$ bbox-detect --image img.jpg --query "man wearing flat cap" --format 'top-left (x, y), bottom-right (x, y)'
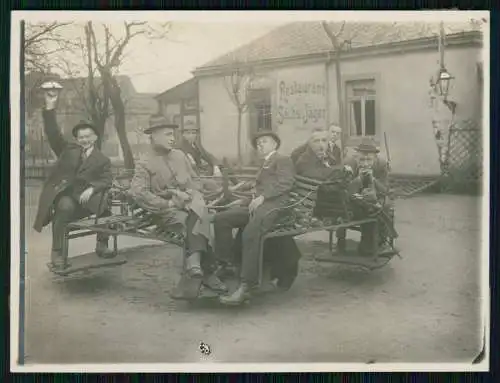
top-left (339, 137), bottom-right (396, 254)
top-left (128, 115), bottom-right (226, 293)
top-left (33, 86), bottom-right (114, 271)
top-left (213, 130), bottom-right (297, 305)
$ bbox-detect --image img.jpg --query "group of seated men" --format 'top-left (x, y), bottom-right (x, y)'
top-left (34, 87), bottom-right (394, 306)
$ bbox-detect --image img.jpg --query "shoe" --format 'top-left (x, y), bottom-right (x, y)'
top-left (203, 273), bottom-right (228, 293)
top-left (95, 239), bottom-right (115, 259)
top-left (219, 282), bottom-right (251, 306)
top-left (185, 252), bottom-right (203, 277)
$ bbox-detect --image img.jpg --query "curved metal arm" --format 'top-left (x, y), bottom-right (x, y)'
top-left (260, 190), bottom-right (315, 222)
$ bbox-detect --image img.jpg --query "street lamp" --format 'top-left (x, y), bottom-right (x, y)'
top-left (436, 66), bottom-right (454, 100)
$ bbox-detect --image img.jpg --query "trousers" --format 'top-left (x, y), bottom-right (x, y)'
top-left (51, 195), bottom-right (110, 252)
top-left (184, 210), bottom-right (208, 255)
top-left (213, 204), bottom-right (281, 286)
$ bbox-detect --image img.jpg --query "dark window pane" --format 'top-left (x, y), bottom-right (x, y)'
top-left (365, 99), bottom-right (376, 136)
top-left (349, 101), bottom-right (362, 136)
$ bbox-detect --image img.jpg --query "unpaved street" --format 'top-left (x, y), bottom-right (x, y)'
top-left (21, 181), bottom-right (484, 364)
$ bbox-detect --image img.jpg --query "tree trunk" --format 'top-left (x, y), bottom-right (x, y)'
top-left (334, 50), bottom-right (346, 163)
top-left (93, 120), bottom-right (106, 150)
top-left (103, 72), bottom-right (135, 170)
top-left (237, 109), bottom-right (243, 166)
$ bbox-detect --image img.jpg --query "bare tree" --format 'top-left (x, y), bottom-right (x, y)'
top-left (321, 21), bottom-right (355, 161)
top-left (84, 21), bottom-right (171, 170)
top-left (24, 21), bottom-right (75, 74)
top-left (223, 59), bottom-right (255, 166)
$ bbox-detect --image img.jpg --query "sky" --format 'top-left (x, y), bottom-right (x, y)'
top-left (37, 21), bottom-right (285, 95)
top-left (120, 22), bottom-right (284, 94)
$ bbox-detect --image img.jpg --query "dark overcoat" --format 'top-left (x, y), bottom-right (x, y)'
top-left (177, 137), bottom-right (220, 175)
top-left (33, 109), bottom-right (112, 233)
top-left (294, 145), bottom-right (342, 181)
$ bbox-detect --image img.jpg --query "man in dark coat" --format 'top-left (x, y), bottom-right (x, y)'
top-left (177, 120), bottom-right (222, 177)
top-left (339, 138), bottom-right (395, 253)
top-left (291, 123), bottom-right (342, 165)
top-left (33, 86), bottom-right (114, 271)
top-left (295, 127), bottom-right (343, 180)
top-left (213, 131), bottom-right (298, 305)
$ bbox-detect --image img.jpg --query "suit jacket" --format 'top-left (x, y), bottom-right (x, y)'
top-left (33, 109), bottom-right (112, 232)
top-left (294, 145), bottom-right (342, 181)
top-left (255, 152), bottom-right (295, 207)
top-left (177, 137), bottom-right (220, 175)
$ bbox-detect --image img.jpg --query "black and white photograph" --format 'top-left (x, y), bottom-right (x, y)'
top-left (10, 10), bottom-right (489, 372)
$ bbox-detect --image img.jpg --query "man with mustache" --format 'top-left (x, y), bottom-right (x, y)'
top-left (128, 115), bottom-right (227, 295)
top-left (33, 84), bottom-right (114, 271)
top-left (291, 123), bottom-right (343, 166)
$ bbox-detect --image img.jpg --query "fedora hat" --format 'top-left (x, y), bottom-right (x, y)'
top-left (181, 119), bottom-right (198, 132)
top-left (144, 114), bottom-right (178, 135)
top-left (72, 120), bottom-right (99, 137)
top-left (354, 137), bottom-right (379, 154)
top-left (251, 130), bottom-right (281, 150)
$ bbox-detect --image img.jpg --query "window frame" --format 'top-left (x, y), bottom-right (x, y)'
top-left (343, 73), bottom-right (381, 144)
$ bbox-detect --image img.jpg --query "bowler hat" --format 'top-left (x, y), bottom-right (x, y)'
top-left (72, 120), bottom-right (99, 138)
top-left (251, 130), bottom-right (281, 150)
top-left (144, 115), bottom-right (179, 134)
top-left (354, 137), bottom-right (380, 154)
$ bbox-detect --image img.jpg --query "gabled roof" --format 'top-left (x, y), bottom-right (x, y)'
top-left (195, 21), bottom-right (481, 71)
top-left (154, 77), bottom-right (197, 103)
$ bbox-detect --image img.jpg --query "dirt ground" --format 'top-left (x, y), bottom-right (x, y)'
top-left (19, 180), bottom-right (484, 365)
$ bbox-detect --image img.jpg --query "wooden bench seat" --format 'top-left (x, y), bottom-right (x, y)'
top-left (60, 168), bottom-right (399, 286)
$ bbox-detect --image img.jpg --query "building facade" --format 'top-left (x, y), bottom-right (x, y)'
top-left (192, 21), bottom-right (483, 176)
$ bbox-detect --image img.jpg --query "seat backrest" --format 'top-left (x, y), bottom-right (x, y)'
top-left (292, 170), bottom-right (352, 221)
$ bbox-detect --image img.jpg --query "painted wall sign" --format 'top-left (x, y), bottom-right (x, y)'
top-left (276, 78), bottom-right (327, 126)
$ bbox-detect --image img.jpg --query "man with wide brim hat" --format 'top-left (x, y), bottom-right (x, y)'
top-left (33, 81), bottom-right (115, 272)
top-left (128, 114), bottom-right (227, 297)
top-left (143, 114), bottom-right (179, 134)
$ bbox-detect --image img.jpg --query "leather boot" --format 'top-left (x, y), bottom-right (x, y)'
top-left (95, 238), bottom-right (115, 258)
top-left (219, 282), bottom-right (251, 306)
top-left (185, 252), bottom-right (203, 277)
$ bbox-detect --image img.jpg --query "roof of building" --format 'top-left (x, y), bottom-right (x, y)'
top-left (196, 21), bottom-right (481, 71)
top-left (155, 77), bottom-right (197, 101)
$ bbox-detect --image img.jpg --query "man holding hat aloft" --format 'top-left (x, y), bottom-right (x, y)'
top-left (128, 115), bottom-right (226, 293)
top-left (213, 130), bottom-right (296, 305)
top-left (33, 83), bottom-right (114, 271)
